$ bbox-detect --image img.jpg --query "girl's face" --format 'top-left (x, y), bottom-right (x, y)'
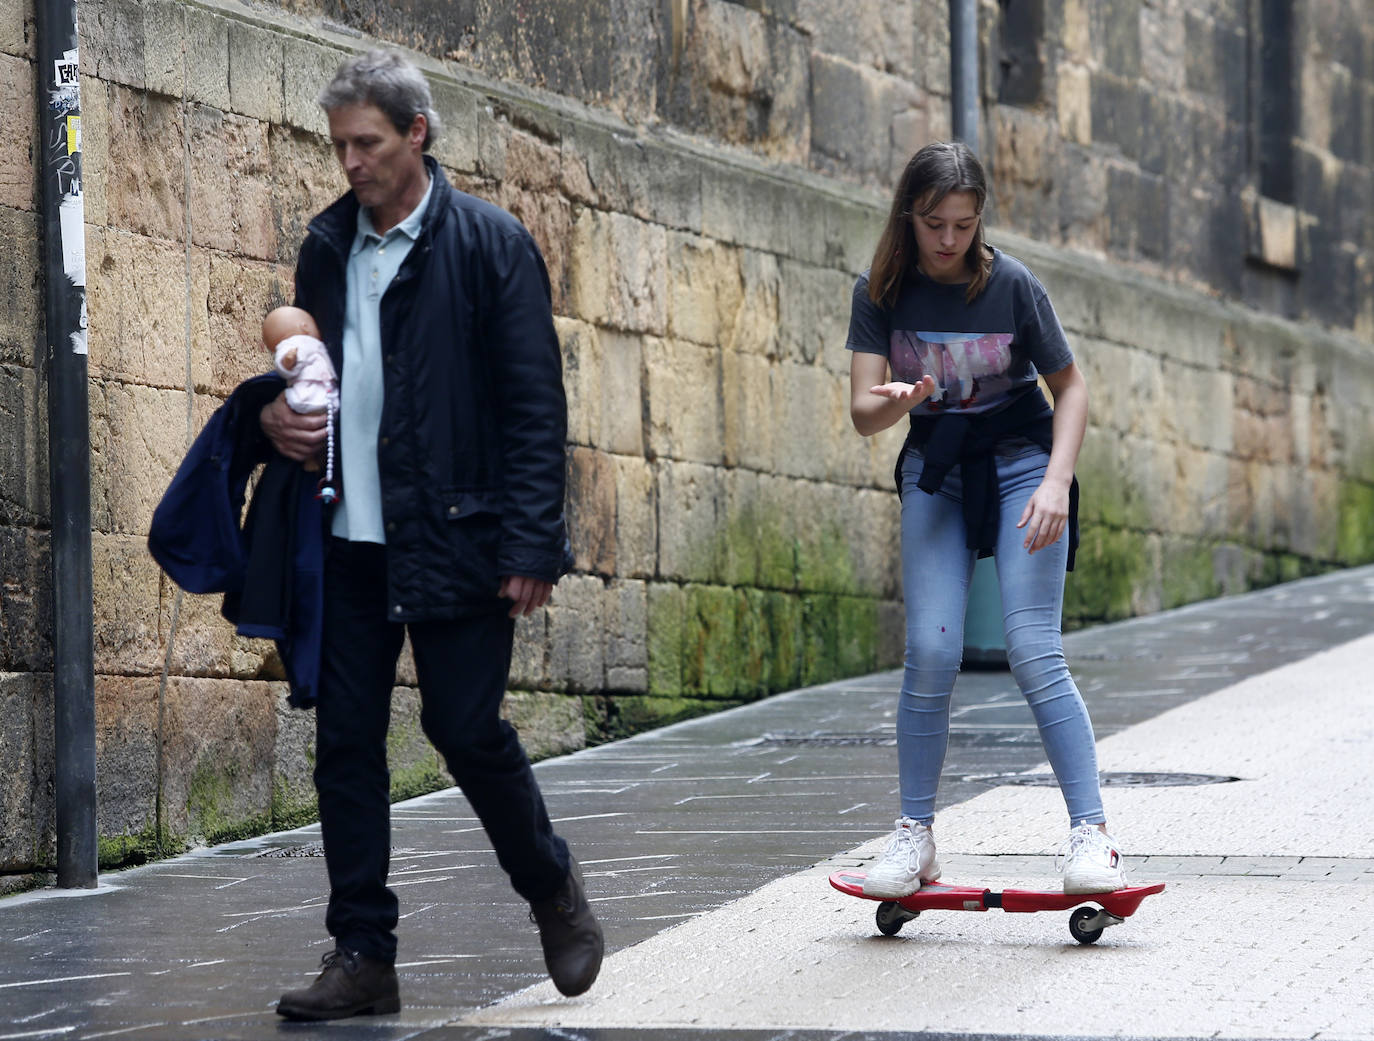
top-left (912, 189), bottom-right (981, 283)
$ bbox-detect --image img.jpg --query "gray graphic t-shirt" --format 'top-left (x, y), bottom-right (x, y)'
top-left (845, 248), bottom-right (1073, 416)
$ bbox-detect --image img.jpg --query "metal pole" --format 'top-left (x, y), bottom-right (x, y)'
top-left (949, 0), bottom-right (1006, 667)
top-left (949, 0), bottom-right (981, 154)
top-left (35, 0), bottom-right (97, 888)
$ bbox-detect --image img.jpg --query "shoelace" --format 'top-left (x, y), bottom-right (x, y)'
top-left (1054, 826), bottom-right (1106, 871)
top-left (882, 821), bottom-right (925, 859)
top-left (319, 947), bottom-right (359, 975)
top-left (529, 889), bottom-right (577, 924)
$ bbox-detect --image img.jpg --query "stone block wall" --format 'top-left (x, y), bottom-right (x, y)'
top-left (253, 0), bottom-right (1374, 341)
top-left (2, 0), bottom-right (1372, 881)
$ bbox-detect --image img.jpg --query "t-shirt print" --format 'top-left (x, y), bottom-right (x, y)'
top-left (890, 329), bottom-right (1016, 413)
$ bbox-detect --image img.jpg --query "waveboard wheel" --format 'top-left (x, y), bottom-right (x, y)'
top-left (1068, 906), bottom-right (1103, 944)
top-left (875, 901), bottom-right (914, 936)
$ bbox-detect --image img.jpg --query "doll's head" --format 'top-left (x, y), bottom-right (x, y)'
top-left (261, 306), bottom-right (321, 351)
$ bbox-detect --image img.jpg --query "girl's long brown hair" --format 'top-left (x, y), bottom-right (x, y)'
top-left (868, 141), bottom-right (994, 307)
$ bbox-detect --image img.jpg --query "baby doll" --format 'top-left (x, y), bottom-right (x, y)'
top-left (262, 305), bottom-right (339, 502)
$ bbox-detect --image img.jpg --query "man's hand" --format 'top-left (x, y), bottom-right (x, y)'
top-left (260, 391), bottom-right (327, 464)
top-left (499, 575), bottom-right (554, 618)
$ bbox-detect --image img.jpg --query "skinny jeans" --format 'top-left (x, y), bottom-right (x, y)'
top-left (897, 441), bottom-right (1105, 827)
top-left (314, 538), bottom-right (570, 964)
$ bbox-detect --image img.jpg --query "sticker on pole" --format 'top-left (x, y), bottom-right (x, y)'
top-left (51, 48), bottom-right (79, 119)
top-left (55, 55), bottom-right (79, 88)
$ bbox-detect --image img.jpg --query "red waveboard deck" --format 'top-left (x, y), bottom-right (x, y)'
top-left (830, 870), bottom-right (1165, 943)
top-left (830, 870), bottom-right (1165, 917)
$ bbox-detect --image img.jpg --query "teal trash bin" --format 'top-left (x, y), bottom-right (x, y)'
top-left (963, 555), bottom-right (1008, 669)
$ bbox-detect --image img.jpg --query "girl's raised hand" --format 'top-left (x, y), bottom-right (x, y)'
top-left (870, 374), bottom-right (938, 403)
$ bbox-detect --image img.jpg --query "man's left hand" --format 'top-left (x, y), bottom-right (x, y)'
top-left (498, 575), bottom-right (554, 618)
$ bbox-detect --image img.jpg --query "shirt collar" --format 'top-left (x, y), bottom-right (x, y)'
top-left (351, 173), bottom-right (434, 255)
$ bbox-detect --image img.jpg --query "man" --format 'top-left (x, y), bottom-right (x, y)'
top-left (261, 49), bottom-right (603, 1021)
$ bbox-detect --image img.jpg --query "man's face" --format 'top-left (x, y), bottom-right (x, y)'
top-left (326, 102), bottom-right (426, 212)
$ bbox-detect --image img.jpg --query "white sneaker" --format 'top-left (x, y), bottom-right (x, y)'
top-left (862, 818), bottom-right (941, 897)
top-left (1058, 823), bottom-right (1126, 894)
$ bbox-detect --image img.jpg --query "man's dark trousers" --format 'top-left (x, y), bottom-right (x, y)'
top-left (314, 537), bottom-right (571, 963)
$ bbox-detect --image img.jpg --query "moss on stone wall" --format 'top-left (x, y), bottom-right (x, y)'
top-left (591, 694), bottom-right (746, 743)
top-left (647, 583), bottom-right (686, 697)
top-left (270, 781), bottom-right (319, 833)
top-left (1159, 542), bottom-right (1224, 610)
top-left (97, 823), bottom-right (165, 869)
top-left (185, 758), bottom-right (272, 847)
top-left (683, 584), bottom-right (741, 697)
top-left (1064, 527), bottom-right (1151, 623)
top-left (763, 592), bottom-right (804, 692)
top-left (1337, 480), bottom-right (1374, 563)
top-left (388, 757), bottom-right (451, 803)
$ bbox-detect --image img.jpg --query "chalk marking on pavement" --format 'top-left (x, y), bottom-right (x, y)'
top-left (554, 773), bottom-right (779, 784)
top-left (390, 851), bottom-right (481, 863)
top-left (0, 973), bottom-right (133, 990)
top-left (387, 876), bottom-right (455, 888)
top-left (396, 956), bottom-right (482, 966)
top-left (550, 813), bottom-right (629, 823)
top-left (157, 873), bottom-right (254, 889)
top-left (220, 904), bottom-right (323, 918)
top-left (80, 1025), bottom-right (171, 1039)
top-left (584, 866), bottom-right (675, 878)
top-left (182, 1012), bottom-right (274, 1027)
top-left (0, 1028), bottom-right (78, 1039)
top-left (543, 786), bottom-right (639, 795)
top-left (390, 815), bottom-right (481, 821)
top-left (673, 792), bottom-right (829, 805)
top-left (580, 854), bottom-right (676, 866)
top-left (393, 862), bottom-right (477, 875)
top-left (636, 829), bottom-right (876, 835)
top-left (635, 913), bottom-right (702, 921)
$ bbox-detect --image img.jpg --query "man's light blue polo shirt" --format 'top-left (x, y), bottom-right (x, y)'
top-left (331, 175), bottom-right (433, 543)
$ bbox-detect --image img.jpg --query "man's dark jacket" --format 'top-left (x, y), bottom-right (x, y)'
top-left (295, 156), bottom-right (573, 619)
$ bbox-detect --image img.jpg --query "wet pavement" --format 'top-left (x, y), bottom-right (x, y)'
top-left (3, 566), bottom-right (1374, 1040)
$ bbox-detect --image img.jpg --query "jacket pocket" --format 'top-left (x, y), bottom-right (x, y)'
top-left (440, 488), bottom-right (502, 521)
top-left (431, 487), bottom-right (503, 605)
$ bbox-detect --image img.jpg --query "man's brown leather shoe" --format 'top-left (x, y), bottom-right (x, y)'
top-left (276, 946), bottom-right (401, 1020)
top-left (529, 857), bottom-right (604, 996)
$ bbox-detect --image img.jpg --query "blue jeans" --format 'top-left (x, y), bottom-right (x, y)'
top-left (897, 441), bottom-right (1105, 827)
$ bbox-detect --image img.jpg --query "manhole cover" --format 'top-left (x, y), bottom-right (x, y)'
top-left (977, 771), bottom-right (1240, 788)
top-left (256, 842), bottom-right (326, 858)
top-left (757, 731), bottom-right (895, 746)
top-left (758, 728), bottom-right (1042, 748)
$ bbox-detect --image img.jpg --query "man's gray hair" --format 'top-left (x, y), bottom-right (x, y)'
top-left (318, 49), bottom-right (443, 150)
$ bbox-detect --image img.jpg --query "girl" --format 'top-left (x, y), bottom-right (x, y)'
top-left (846, 141), bottom-right (1124, 898)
